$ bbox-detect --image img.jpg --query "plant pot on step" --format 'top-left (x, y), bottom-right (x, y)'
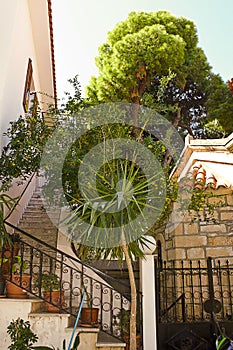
top-left (3, 234), bottom-right (20, 259)
top-left (6, 274), bottom-right (31, 298)
top-left (80, 307), bottom-right (99, 327)
top-left (34, 273), bottom-right (65, 313)
top-left (43, 290), bottom-right (65, 312)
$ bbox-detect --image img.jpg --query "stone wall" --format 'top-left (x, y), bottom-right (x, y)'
top-left (163, 188), bottom-right (233, 263)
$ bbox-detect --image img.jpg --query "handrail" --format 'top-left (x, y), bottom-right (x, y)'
top-left (4, 220), bottom-right (139, 297)
top-left (2, 220), bottom-right (142, 340)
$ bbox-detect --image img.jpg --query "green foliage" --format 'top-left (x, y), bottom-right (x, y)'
top-left (113, 308), bottom-right (140, 335)
top-left (86, 10), bottom-right (231, 138)
top-left (113, 308), bottom-right (131, 335)
top-left (203, 119), bottom-right (226, 139)
top-left (188, 187), bottom-right (224, 223)
top-left (7, 318), bottom-right (38, 350)
top-left (10, 255), bottom-right (28, 274)
top-left (0, 182), bottom-right (17, 248)
top-left (0, 113), bottom-right (52, 185)
top-left (7, 318), bottom-right (57, 350)
top-left (34, 273), bottom-right (61, 292)
top-left (87, 11), bottom-right (197, 102)
top-left (205, 73), bottom-right (233, 136)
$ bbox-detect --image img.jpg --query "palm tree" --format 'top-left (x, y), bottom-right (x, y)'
top-left (63, 148), bottom-right (164, 350)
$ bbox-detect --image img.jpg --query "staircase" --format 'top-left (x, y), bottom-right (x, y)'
top-left (17, 188), bottom-right (59, 257)
top-left (0, 298), bottom-right (101, 349)
top-left (2, 184), bottom-right (138, 349)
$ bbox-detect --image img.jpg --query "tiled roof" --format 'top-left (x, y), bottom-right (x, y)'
top-left (47, 0), bottom-right (57, 109)
top-left (190, 161), bottom-right (233, 190)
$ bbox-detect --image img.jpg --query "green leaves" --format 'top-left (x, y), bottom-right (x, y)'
top-left (0, 182), bottom-right (17, 248)
top-left (7, 318), bottom-right (38, 350)
top-left (0, 114), bottom-right (52, 185)
top-left (86, 11), bottom-right (201, 103)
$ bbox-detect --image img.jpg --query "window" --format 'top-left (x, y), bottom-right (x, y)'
top-left (23, 58), bottom-right (38, 114)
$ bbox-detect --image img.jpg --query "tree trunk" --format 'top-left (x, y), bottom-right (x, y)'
top-left (121, 228), bottom-right (137, 350)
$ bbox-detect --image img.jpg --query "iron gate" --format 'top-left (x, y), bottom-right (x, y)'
top-left (156, 258), bottom-right (233, 349)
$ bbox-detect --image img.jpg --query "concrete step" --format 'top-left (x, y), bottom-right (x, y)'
top-left (29, 313), bottom-right (99, 350)
top-left (96, 331), bottom-right (125, 349)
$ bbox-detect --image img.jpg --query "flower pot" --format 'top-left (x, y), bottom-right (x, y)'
top-left (43, 290), bottom-right (65, 312)
top-left (3, 241), bottom-right (20, 259)
top-left (6, 275), bottom-right (31, 298)
top-left (80, 307), bottom-right (99, 327)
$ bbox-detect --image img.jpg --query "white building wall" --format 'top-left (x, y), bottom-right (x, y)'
top-left (0, 0), bottom-right (54, 149)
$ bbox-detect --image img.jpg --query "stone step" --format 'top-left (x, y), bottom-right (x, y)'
top-left (18, 221), bottom-right (56, 229)
top-left (18, 227), bottom-right (57, 235)
top-left (96, 331), bottom-right (125, 349)
top-left (27, 198), bottom-right (44, 203)
top-left (21, 212), bottom-right (60, 220)
top-left (22, 206), bottom-right (47, 212)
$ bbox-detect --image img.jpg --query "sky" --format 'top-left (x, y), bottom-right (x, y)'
top-left (52, 0), bottom-right (233, 100)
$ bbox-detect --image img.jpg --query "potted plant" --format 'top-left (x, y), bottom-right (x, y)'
top-left (0, 182), bottom-right (17, 250)
top-left (35, 273), bottom-right (64, 312)
top-left (113, 308), bottom-right (141, 350)
top-left (5, 255), bottom-right (31, 298)
top-left (0, 182), bottom-right (19, 296)
top-left (7, 318), bottom-right (55, 350)
top-left (2, 232), bottom-right (21, 258)
top-left (79, 287), bottom-right (99, 327)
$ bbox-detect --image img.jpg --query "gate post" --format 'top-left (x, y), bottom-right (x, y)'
top-left (140, 237), bottom-right (157, 350)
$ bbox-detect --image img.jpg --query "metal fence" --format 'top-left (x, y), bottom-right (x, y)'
top-left (156, 257), bottom-right (233, 323)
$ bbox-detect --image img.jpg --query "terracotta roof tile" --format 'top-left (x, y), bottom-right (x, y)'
top-left (191, 161), bottom-right (232, 190)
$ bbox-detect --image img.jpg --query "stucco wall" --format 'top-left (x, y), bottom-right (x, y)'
top-left (0, 0), bottom-right (54, 150)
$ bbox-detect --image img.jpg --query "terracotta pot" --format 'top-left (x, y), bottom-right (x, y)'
top-left (6, 275), bottom-right (31, 298)
top-left (3, 242), bottom-right (20, 258)
top-left (43, 290), bottom-right (65, 312)
top-left (1, 242), bottom-right (21, 275)
top-left (80, 307), bottom-right (99, 326)
top-left (124, 334), bottom-right (141, 350)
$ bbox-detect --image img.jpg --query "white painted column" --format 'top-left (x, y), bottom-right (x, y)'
top-left (140, 238), bottom-right (157, 350)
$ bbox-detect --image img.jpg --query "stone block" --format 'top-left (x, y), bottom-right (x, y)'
top-left (174, 235), bottom-right (207, 248)
top-left (167, 248), bottom-right (186, 261)
top-left (206, 246), bottom-right (233, 258)
top-left (166, 240), bottom-right (173, 249)
top-left (226, 193), bottom-right (233, 206)
top-left (208, 235), bottom-right (233, 246)
top-left (184, 222), bottom-right (199, 235)
top-left (200, 223), bottom-right (227, 233)
top-left (165, 223), bottom-right (184, 238)
top-left (220, 210), bottom-right (233, 221)
top-left (187, 247), bottom-right (205, 260)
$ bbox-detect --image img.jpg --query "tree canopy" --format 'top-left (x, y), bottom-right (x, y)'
top-left (86, 11), bottom-right (233, 138)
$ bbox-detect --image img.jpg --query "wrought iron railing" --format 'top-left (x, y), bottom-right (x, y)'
top-left (156, 258), bottom-right (233, 323)
top-left (1, 221), bottom-right (142, 340)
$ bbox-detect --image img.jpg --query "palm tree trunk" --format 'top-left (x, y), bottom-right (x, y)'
top-left (121, 227), bottom-right (137, 350)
